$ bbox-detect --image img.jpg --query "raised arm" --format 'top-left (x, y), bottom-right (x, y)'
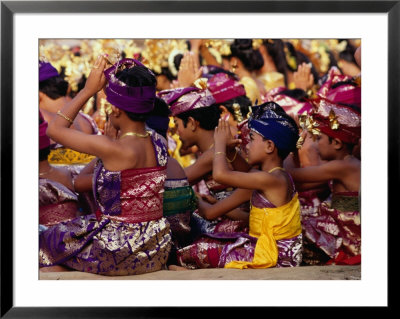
top-left (212, 118), bottom-right (275, 191)
top-left (47, 55), bottom-right (116, 158)
top-left (287, 159), bottom-right (351, 184)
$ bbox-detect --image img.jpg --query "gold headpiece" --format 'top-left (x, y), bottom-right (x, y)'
top-left (328, 109), bottom-right (340, 130)
top-left (310, 40), bottom-right (331, 74)
top-left (246, 106), bottom-right (252, 119)
top-left (39, 39), bottom-right (141, 95)
top-left (232, 103), bottom-right (243, 123)
top-left (335, 40), bottom-right (348, 53)
top-left (252, 39), bottom-right (263, 50)
top-left (298, 111), bottom-right (320, 141)
top-left (203, 39), bottom-right (232, 57)
top-left (141, 39), bottom-right (188, 75)
top-left (193, 77), bottom-right (208, 90)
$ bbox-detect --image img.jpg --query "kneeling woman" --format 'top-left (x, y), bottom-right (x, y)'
top-left (39, 56), bottom-right (172, 276)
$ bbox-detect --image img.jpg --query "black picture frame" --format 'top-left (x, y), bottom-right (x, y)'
top-left (1, 0), bottom-right (395, 317)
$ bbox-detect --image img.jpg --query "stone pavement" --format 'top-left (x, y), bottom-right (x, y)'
top-left (40, 264), bottom-right (361, 280)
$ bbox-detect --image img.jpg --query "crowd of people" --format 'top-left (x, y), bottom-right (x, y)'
top-left (38, 38), bottom-right (361, 276)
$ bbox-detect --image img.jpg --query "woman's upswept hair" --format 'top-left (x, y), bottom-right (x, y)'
top-left (115, 65), bottom-right (157, 122)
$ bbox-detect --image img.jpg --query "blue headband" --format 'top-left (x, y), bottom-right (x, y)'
top-left (248, 102), bottom-right (298, 153)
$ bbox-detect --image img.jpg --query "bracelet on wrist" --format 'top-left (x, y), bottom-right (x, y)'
top-left (215, 151), bottom-right (226, 157)
top-left (56, 110), bottom-right (74, 124)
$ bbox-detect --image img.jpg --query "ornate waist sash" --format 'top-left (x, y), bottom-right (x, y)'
top-left (97, 166), bottom-right (167, 224)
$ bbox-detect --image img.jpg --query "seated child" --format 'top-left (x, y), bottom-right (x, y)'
top-left (176, 102), bottom-right (302, 269)
top-left (286, 98), bottom-right (361, 265)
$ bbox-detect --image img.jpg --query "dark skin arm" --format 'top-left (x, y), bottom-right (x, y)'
top-left (284, 132), bottom-right (328, 191)
top-left (197, 187), bottom-right (252, 220)
top-left (73, 158), bottom-right (97, 193)
top-left (184, 150), bottom-right (213, 185)
top-left (184, 146), bottom-right (249, 185)
top-left (286, 159), bottom-right (360, 192)
top-left (46, 56), bottom-right (132, 171)
top-left (213, 119), bottom-right (279, 191)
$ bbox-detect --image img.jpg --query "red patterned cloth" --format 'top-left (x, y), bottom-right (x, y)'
top-left (112, 167), bottom-right (166, 223)
top-left (39, 178), bottom-right (80, 226)
top-left (302, 192), bottom-right (361, 265)
top-left (40, 202), bottom-right (78, 227)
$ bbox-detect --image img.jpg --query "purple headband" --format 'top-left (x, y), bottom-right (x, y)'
top-left (104, 58), bottom-right (156, 114)
top-left (39, 60), bottom-right (59, 82)
top-left (158, 87), bottom-right (216, 116)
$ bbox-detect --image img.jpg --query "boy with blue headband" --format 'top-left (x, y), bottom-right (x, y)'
top-left (212, 101), bottom-right (303, 268)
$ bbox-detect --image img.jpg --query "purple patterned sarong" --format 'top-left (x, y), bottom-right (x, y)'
top-left (39, 130), bottom-right (172, 276)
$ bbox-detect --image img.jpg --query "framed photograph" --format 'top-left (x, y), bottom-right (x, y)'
top-left (1, 0), bottom-right (395, 316)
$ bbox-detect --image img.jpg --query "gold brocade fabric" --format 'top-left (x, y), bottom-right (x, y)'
top-left (240, 76), bottom-right (261, 105)
top-left (48, 147), bottom-right (96, 165)
top-left (257, 72), bottom-right (285, 92)
top-left (39, 214), bottom-right (172, 276)
top-left (225, 193), bottom-right (302, 269)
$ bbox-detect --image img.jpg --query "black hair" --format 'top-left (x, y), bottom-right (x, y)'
top-left (278, 88), bottom-right (308, 101)
top-left (39, 76), bottom-right (69, 99)
top-left (327, 50), bottom-right (339, 71)
top-left (115, 65), bottom-right (157, 122)
top-left (68, 74), bottom-right (87, 98)
top-left (173, 53), bottom-right (184, 73)
top-left (39, 147), bottom-right (51, 162)
top-left (221, 95), bottom-right (252, 122)
top-left (225, 39), bottom-right (264, 72)
top-left (263, 39), bottom-right (319, 86)
top-left (149, 97), bottom-right (171, 118)
top-left (262, 39), bottom-right (291, 86)
top-left (158, 67), bottom-right (176, 82)
top-left (283, 41), bottom-right (298, 72)
top-left (203, 66), bottom-right (238, 80)
top-left (331, 79), bottom-right (358, 90)
top-left (177, 104), bottom-right (221, 131)
top-left (146, 97), bottom-right (171, 138)
top-left (337, 39), bottom-right (358, 65)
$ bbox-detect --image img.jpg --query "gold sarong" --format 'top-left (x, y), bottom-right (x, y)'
top-left (225, 193), bottom-right (302, 269)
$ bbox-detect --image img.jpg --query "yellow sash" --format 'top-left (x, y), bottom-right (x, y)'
top-left (225, 193), bottom-right (302, 269)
